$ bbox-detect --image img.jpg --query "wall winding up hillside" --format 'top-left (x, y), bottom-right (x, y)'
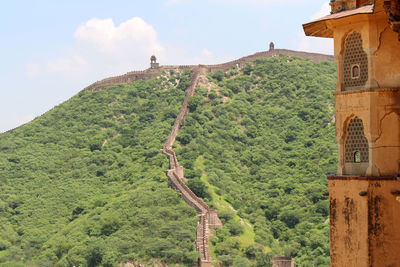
top-left (161, 67), bottom-right (222, 266)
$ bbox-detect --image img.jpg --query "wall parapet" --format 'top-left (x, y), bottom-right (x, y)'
top-left (4, 49), bottom-right (334, 135)
top-left (161, 66), bottom-right (222, 265)
top-left (81, 49), bottom-right (334, 92)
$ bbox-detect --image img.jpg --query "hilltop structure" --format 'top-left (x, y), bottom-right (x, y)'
top-left (150, 55), bottom-right (159, 69)
top-left (72, 48), bottom-right (334, 266)
top-left (82, 49), bottom-right (334, 91)
top-left (304, 0), bottom-right (400, 266)
top-left (269, 41), bottom-right (275, 51)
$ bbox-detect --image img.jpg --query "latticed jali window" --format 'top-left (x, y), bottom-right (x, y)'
top-left (345, 117), bottom-right (369, 163)
top-left (343, 32), bottom-right (368, 90)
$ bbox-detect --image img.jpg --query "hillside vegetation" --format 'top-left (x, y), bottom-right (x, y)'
top-left (175, 56), bottom-right (337, 266)
top-left (0, 70), bottom-right (200, 266)
top-left (0, 55), bottom-right (337, 267)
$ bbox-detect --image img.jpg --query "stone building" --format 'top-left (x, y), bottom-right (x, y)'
top-left (303, 0), bottom-right (400, 266)
top-left (150, 55), bottom-right (159, 69)
top-left (269, 41), bottom-right (275, 51)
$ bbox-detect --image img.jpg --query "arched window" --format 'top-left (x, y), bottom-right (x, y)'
top-left (345, 117), bottom-right (369, 163)
top-left (343, 32), bottom-right (368, 90)
top-left (354, 151), bottom-right (361, 163)
top-left (351, 64), bottom-right (360, 79)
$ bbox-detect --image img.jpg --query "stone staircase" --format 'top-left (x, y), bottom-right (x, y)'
top-left (161, 67), bottom-right (222, 266)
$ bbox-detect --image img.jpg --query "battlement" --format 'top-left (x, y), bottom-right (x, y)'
top-left (206, 49), bottom-right (334, 72)
top-left (82, 49), bottom-right (334, 92)
top-left (161, 66), bottom-right (222, 265)
top-left (4, 49), bottom-right (334, 135)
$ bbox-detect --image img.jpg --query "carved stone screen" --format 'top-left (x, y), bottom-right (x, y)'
top-left (343, 32), bottom-right (368, 90)
top-left (345, 117), bottom-right (369, 163)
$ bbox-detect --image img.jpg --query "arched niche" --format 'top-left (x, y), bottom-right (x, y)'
top-left (343, 117), bottom-right (370, 175)
top-left (343, 31), bottom-right (369, 91)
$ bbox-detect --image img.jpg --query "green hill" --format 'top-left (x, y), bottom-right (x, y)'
top-left (0, 70), bottom-right (199, 266)
top-left (0, 55), bottom-right (337, 267)
top-left (175, 56), bottom-right (337, 266)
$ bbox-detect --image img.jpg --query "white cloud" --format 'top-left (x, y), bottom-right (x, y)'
top-left (310, 2), bottom-right (331, 20)
top-left (26, 17), bottom-right (165, 79)
top-left (75, 17), bottom-right (163, 55)
top-left (25, 16), bottom-right (238, 81)
top-left (297, 2), bottom-right (333, 55)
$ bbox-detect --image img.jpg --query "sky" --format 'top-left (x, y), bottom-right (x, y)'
top-left (0, 0), bottom-right (333, 133)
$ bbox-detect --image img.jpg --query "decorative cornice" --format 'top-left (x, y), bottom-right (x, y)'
top-left (333, 87), bottom-right (400, 96)
top-left (328, 175), bottom-right (400, 180)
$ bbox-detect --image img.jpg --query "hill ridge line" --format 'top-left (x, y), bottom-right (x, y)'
top-left (3, 49), bottom-right (333, 134)
top-left (161, 66), bottom-right (222, 266)
top-left (83, 49), bottom-right (334, 91)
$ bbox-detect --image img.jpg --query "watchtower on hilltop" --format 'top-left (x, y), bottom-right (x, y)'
top-left (269, 41), bottom-right (275, 51)
top-left (150, 55), bottom-right (159, 69)
top-left (304, 0), bottom-right (400, 266)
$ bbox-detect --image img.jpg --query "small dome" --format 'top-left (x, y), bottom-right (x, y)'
top-left (150, 55), bottom-right (156, 61)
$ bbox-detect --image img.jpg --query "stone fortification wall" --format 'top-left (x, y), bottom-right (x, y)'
top-left (206, 49), bottom-right (334, 72)
top-left (83, 65), bottom-right (197, 91)
top-left (3, 49), bottom-right (334, 265)
top-left (7, 49), bottom-right (333, 134)
top-left (161, 66), bottom-right (222, 266)
top-left (275, 49), bottom-right (334, 62)
top-left (164, 67), bottom-right (203, 149)
top-left (81, 49), bottom-right (334, 92)
top-left (270, 257), bottom-right (295, 267)
top-left (83, 70), bottom-right (160, 91)
top-left (165, 169), bottom-right (208, 212)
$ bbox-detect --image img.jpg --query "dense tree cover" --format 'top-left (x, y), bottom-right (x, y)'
top-left (0, 71), bottom-right (200, 266)
top-left (0, 56), bottom-right (337, 267)
top-left (175, 56), bottom-right (337, 266)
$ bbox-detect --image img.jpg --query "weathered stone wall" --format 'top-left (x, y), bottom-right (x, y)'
top-left (163, 67), bottom-right (203, 149)
top-left (334, 88), bottom-right (400, 177)
top-left (161, 67), bottom-right (222, 266)
top-left (5, 49), bottom-right (333, 135)
top-left (82, 49), bottom-right (334, 92)
top-left (83, 65), bottom-right (197, 91)
top-left (305, 7), bottom-right (400, 266)
top-left (328, 176), bottom-right (400, 267)
top-left (3, 48), bottom-right (335, 265)
top-left (270, 257), bottom-right (295, 267)
top-left (206, 49), bottom-right (334, 72)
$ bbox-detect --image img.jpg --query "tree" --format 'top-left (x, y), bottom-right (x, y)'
top-left (211, 70), bottom-right (225, 82)
top-left (187, 179), bottom-right (208, 199)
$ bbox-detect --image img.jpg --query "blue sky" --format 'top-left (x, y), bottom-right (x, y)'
top-left (0, 0), bottom-right (333, 132)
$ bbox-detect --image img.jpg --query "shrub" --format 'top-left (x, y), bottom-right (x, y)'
top-left (187, 179), bottom-right (209, 199)
top-left (211, 70), bottom-right (225, 82)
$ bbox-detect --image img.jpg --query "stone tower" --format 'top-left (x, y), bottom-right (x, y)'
top-left (303, 1), bottom-right (400, 266)
top-left (150, 55), bottom-right (159, 69)
top-left (269, 41), bottom-right (275, 51)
